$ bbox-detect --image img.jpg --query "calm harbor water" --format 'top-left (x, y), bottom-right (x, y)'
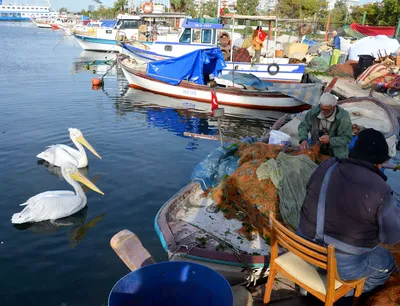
top-left (1, 22), bottom-right (399, 306)
top-left (0, 23), bottom-right (281, 306)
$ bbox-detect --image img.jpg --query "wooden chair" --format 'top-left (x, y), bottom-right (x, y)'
top-left (264, 215), bottom-right (366, 306)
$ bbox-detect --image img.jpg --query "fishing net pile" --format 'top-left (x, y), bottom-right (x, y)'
top-left (201, 142), bottom-right (329, 240)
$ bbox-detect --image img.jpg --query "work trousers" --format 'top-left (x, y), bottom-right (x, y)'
top-left (336, 245), bottom-right (395, 293)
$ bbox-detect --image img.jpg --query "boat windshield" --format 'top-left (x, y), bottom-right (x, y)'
top-left (179, 28), bottom-right (191, 43)
top-left (115, 19), bottom-right (139, 29)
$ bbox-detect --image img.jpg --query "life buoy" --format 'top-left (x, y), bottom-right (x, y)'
top-left (300, 24), bottom-right (309, 35)
top-left (141, 2), bottom-right (153, 14)
top-left (175, 19), bottom-right (180, 29)
top-left (267, 63), bottom-right (279, 76)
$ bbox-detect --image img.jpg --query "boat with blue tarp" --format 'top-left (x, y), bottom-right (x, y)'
top-left (121, 14), bottom-right (307, 82)
top-left (117, 47), bottom-right (323, 111)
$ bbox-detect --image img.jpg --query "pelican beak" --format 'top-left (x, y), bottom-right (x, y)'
top-left (76, 135), bottom-right (102, 159)
top-left (70, 171), bottom-right (105, 195)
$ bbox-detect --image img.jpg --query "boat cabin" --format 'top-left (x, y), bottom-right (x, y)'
top-left (95, 14), bottom-right (141, 41)
top-left (178, 18), bottom-right (224, 45)
top-left (150, 18), bottom-right (227, 57)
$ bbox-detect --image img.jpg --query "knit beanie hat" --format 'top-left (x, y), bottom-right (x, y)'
top-left (319, 93), bottom-right (338, 106)
top-left (349, 128), bottom-right (390, 164)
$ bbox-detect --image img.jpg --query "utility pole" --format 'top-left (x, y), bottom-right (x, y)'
top-left (362, 11), bottom-right (366, 25)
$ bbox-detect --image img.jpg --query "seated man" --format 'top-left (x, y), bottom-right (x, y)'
top-left (298, 129), bottom-right (399, 292)
top-left (298, 92), bottom-right (352, 158)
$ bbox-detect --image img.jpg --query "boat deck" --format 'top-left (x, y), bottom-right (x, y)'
top-left (170, 184), bottom-right (270, 256)
top-left (311, 75), bottom-right (400, 118)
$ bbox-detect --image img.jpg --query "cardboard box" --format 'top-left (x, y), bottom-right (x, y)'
top-left (283, 43), bottom-right (309, 58)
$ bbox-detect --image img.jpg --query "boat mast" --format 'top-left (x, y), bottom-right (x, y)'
top-left (217, 0), bottom-right (221, 18)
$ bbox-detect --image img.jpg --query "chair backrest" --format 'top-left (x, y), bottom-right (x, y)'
top-left (270, 215), bottom-right (334, 270)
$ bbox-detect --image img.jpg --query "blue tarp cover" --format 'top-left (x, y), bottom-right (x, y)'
top-left (146, 48), bottom-right (226, 86)
top-left (100, 19), bottom-right (116, 28)
top-left (218, 72), bottom-right (272, 90)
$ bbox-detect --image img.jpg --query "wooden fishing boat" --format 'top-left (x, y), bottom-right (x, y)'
top-left (117, 50), bottom-right (322, 112)
top-left (155, 181), bottom-right (271, 285)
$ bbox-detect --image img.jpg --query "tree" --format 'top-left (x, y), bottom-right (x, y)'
top-left (170, 0), bottom-right (197, 17)
top-left (235, 0), bottom-right (259, 16)
top-left (202, 0), bottom-right (218, 17)
top-left (330, 0), bottom-right (347, 26)
top-left (113, 0), bottom-right (128, 13)
top-left (59, 7), bottom-right (68, 13)
top-left (274, 0), bottom-right (327, 19)
top-left (379, 0), bottom-right (400, 25)
top-left (349, 5), bottom-right (365, 24)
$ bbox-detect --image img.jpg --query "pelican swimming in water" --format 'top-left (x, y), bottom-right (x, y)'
top-left (11, 163), bottom-right (104, 224)
top-left (37, 128), bottom-right (101, 168)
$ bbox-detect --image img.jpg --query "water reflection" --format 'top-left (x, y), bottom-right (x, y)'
top-left (72, 51), bottom-right (118, 75)
top-left (117, 88), bottom-right (284, 140)
top-left (37, 160), bottom-right (103, 193)
top-left (14, 207), bottom-right (105, 248)
top-left (71, 53), bottom-right (283, 141)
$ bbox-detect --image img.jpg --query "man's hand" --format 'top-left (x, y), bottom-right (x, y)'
top-left (319, 135), bottom-right (330, 144)
top-left (300, 140), bottom-right (308, 150)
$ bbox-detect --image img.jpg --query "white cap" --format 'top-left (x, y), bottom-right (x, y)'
top-left (319, 93), bottom-right (338, 106)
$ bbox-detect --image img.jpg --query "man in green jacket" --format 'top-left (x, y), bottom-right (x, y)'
top-left (298, 93), bottom-right (352, 158)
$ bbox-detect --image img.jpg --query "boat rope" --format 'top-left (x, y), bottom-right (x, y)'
top-left (53, 35), bottom-right (68, 50)
top-left (100, 59), bottom-right (117, 81)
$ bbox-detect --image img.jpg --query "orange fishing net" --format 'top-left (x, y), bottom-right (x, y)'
top-left (210, 142), bottom-right (329, 240)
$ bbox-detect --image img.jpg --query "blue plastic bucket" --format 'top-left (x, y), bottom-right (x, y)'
top-left (108, 262), bottom-right (233, 306)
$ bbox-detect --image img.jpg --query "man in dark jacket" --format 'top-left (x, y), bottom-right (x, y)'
top-left (298, 93), bottom-right (352, 158)
top-left (298, 129), bottom-right (399, 292)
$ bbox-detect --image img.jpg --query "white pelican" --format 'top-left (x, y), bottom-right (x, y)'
top-left (37, 128), bottom-right (101, 168)
top-left (11, 163), bottom-right (104, 224)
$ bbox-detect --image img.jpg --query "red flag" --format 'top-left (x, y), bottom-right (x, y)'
top-left (257, 29), bottom-right (267, 41)
top-left (211, 90), bottom-right (219, 116)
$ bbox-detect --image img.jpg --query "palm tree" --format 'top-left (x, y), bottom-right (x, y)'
top-left (113, 0), bottom-right (128, 12)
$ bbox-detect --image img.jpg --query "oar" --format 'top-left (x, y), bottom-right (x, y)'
top-left (323, 76), bottom-right (338, 93)
top-left (110, 230), bottom-right (156, 272)
top-left (183, 132), bottom-right (239, 143)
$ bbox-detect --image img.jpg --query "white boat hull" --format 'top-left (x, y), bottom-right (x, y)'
top-left (35, 23), bottom-right (52, 28)
top-left (74, 35), bottom-right (121, 52)
top-left (119, 58), bottom-right (308, 111)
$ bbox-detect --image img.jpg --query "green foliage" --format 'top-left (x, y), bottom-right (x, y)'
top-left (350, 0), bottom-right (400, 26)
top-left (330, 0), bottom-right (347, 26)
top-left (59, 7), bottom-right (68, 13)
top-left (202, 0), bottom-right (217, 17)
top-left (235, 0), bottom-right (259, 16)
top-left (170, 0), bottom-right (197, 17)
top-left (379, 0), bottom-right (400, 25)
top-left (113, 0), bottom-right (128, 12)
top-left (274, 0), bottom-right (328, 19)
